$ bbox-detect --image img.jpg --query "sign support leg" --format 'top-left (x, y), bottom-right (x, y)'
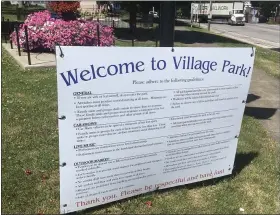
top-left (159, 1), bottom-right (176, 47)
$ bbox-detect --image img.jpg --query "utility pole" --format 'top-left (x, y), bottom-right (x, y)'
top-left (207, 0), bottom-right (212, 31)
top-left (159, 1), bottom-right (176, 47)
top-left (275, 6), bottom-right (278, 22)
top-left (199, 1), bottom-right (201, 27)
top-left (196, 1), bottom-right (198, 23)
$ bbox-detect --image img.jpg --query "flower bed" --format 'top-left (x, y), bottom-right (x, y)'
top-left (10, 10), bottom-right (114, 52)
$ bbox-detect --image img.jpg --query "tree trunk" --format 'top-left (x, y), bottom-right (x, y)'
top-left (129, 3), bottom-right (137, 33)
top-left (17, 1), bottom-right (23, 21)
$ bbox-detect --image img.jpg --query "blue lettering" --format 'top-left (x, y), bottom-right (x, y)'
top-left (60, 60), bottom-right (146, 87)
top-left (173, 56), bottom-right (182, 69)
top-left (222, 60), bottom-right (231, 72)
top-left (96, 66), bottom-right (106, 78)
top-left (136, 61), bottom-right (144, 72)
top-left (119, 62), bottom-right (135, 74)
top-left (60, 69), bottom-right (78, 86)
top-left (90, 65), bottom-right (97, 79)
top-left (80, 70), bottom-right (91, 81)
top-left (108, 65), bottom-right (118, 76)
top-left (151, 57), bottom-right (156, 70)
top-left (210, 61), bottom-right (217, 71)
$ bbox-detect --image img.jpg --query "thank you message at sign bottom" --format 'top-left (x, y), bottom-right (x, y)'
top-left (56, 47), bottom-right (255, 214)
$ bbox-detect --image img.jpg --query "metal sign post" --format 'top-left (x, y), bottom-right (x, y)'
top-left (159, 1), bottom-right (176, 47)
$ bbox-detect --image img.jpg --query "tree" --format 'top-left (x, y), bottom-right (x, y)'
top-left (176, 1), bottom-right (192, 18)
top-left (118, 1), bottom-right (160, 32)
top-left (22, 1), bottom-right (31, 6)
top-left (96, 1), bottom-right (111, 12)
top-left (251, 1), bottom-right (280, 18)
top-left (118, 2), bottom-right (138, 32)
top-left (2, 1), bottom-right (11, 6)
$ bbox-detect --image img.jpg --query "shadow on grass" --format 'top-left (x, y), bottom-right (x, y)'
top-left (245, 107), bottom-right (278, 120)
top-left (245, 93), bottom-right (278, 120)
top-left (175, 30), bottom-right (246, 45)
top-left (246, 93), bottom-right (261, 103)
top-left (270, 48), bottom-right (280, 52)
top-left (114, 19), bottom-right (247, 46)
top-left (71, 152), bottom-right (258, 214)
top-left (114, 26), bottom-right (247, 45)
top-left (122, 16), bottom-right (160, 24)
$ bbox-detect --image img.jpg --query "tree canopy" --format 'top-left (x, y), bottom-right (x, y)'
top-left (251, 1), bottom-right (280, 17)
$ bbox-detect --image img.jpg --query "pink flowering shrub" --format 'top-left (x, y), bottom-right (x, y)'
top-left (11, 10), bottom-right (114, 51)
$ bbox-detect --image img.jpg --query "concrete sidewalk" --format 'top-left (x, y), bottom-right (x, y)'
top-left (246, 68), bottom-right (280, 142)
top-left (2, 43), bottom-right (56, 69)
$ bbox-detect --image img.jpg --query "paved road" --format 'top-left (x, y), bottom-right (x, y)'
top-left (177, 19), bottom-right (280, 49)
top-left (208, 22), bottom-right (279, 46)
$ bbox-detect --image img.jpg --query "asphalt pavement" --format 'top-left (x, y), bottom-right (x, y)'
top-left (177, 19), bottom-right (280, 49)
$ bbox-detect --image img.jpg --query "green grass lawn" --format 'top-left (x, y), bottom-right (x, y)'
top-left (2, 14), bottom-right (20, 21)
top-left (1, 45), bottom-right (279, 214)
top-left (254, 47), bottom-right (280, 78)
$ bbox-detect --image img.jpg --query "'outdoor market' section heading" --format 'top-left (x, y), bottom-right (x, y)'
top-left (60, 56), bottom-right (252, 87)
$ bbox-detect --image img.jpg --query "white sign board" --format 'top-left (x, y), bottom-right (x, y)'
top-left (56, 47), bottom-right (255, 214)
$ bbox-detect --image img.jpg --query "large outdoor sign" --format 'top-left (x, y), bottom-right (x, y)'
top-left (56, 47), bottom-right (255, 214)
